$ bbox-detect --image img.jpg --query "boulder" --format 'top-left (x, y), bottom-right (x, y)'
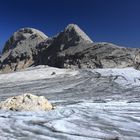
top-left (0, 93), bottom-right (53, 111)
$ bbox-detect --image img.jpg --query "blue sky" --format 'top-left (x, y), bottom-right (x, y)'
top-left (0, 0), bottom-right (140, 50)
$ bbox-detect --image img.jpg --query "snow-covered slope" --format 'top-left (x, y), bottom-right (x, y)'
top-left (0, 66), bottom-right (78, 83)
top-left (0, 66), bottom-right (140, 140)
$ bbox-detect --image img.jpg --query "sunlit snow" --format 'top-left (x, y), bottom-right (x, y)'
top-left (0, 66), bottom-right (140, 140)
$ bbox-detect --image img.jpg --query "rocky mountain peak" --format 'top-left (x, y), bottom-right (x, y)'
top-left (0, 24), bottom-right (140, 73)
top-left (0, 28), bottom-right (48, 72)
top-left (47, 23), bottom-right (93, 51)
top-left (64, 24), bottom-right (93, 43)
top-left (2, 28), bottom-right (48, 54)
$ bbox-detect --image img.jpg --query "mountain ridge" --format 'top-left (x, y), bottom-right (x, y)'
top-left (0, 23), bottom-right (140, 73)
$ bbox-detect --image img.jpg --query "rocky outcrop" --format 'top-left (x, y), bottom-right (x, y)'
top-left (58, 42), bottom-right (139, 69)
top-left (0, 28), bottom-right (48, 72)
top-left (1, 24), bottom-right (140, 72)
top-left (35, 24), bottom-right (93, 67)
top-left (0, 93), bottom-right (53, 111)
top-left (36, 25), bottom-right (140, 69)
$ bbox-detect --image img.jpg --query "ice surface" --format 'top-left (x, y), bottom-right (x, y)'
top-left (0, 66), bottom-right (79, 83)
top-left (0, 66), bottom-right (140, 140)
top-left (92, 67), bottom-right (140, 86)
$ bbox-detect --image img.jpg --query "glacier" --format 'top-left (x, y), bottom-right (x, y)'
top-left (0, 66), bottom-right (140, 140)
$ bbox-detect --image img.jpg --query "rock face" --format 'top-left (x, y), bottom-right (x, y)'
top-left (58, 42), bottom-right (139, 69)
top-left (0, 93), bottom-right (53, 111)
top-left (37, 24), bottom-right (140, 69)
top-left (1, 24), bottom-right (140, 72)
top-left (0, 28), bottom-right (48, 72)
top-left (62, 24), bottom-right (93, 44)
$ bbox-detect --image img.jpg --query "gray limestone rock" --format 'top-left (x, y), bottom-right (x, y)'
top-left (0, 28), bottom-right (48, 72)
top-left (36, 25), bottom-right (140, 70)
top-left (1, 24), bottom-right (140, 72)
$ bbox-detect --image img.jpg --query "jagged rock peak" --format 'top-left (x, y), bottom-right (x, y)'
top-left (2, 27), bottom-right (48, 54)
top-left (65, 24), bottom-right (93, 43)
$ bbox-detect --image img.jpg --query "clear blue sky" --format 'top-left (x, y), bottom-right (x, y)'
top-left (0, 0), bottom-right (140, 50)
